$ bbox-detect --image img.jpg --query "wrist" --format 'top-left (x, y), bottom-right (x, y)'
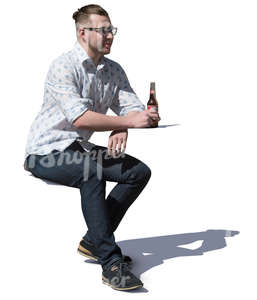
top-left (122, 115), bottom-right (133, 129)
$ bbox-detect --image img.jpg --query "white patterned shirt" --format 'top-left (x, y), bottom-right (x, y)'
top-left (24, 41), bottom-right (145, 160)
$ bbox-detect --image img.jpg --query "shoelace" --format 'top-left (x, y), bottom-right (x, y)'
top-left (116, 262), bottom-right (129, 278)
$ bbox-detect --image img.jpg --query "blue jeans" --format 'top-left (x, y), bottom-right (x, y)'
top-left (25, 140), bottom-right (151, 270)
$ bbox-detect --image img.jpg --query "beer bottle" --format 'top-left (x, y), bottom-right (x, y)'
top-left (147, 82), bottom-right (159, 128)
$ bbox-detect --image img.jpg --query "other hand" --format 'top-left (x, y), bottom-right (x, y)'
top-left (108, 129), bottom-right (128, 157)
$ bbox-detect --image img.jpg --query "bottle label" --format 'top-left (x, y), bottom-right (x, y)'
top-left (147, 105), bottom-right (158, 112)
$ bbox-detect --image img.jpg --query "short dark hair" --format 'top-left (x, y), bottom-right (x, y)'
top-left (72, 4), bottom-right (110, 24)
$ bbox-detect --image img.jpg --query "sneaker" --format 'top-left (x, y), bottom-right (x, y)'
top-left (77, 239), bottom-right (132, 266)
top-left (102, 260), bottom-right (143, 291)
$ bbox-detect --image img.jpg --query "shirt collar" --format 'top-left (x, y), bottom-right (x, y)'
top-left (73, 41), bottom-right (105, 71)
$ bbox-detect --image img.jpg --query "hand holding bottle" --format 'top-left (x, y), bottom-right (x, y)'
top-left (126, 110), bottom-right (160, 128)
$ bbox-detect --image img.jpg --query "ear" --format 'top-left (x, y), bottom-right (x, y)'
top-left (78, 27), bottom-right (85, 39)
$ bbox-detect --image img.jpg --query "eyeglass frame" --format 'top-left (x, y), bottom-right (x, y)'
top-left (82, 26), bottom-right (118, 36)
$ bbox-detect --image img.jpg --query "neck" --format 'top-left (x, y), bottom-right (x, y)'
top-left (78, 40), bottom-right (102, 67)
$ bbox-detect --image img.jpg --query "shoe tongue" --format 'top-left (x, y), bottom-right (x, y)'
top-left (111, 265), bottom-right (118, 271)
top-left (110, 258), bottom-right (124, 271)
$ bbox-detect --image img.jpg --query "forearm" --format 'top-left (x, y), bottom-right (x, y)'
top-left (73, 110), bottom-right (131, 131)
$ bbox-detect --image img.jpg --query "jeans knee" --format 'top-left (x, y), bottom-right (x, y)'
top-left (129, 162), bottom-right (151, 183)
top-left (142, 163), bottom-right (151, 182)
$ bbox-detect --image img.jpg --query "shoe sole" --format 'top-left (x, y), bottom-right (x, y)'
top-left (77, 246), bottom-right (98, 261)
top-left (102, 275), bottom-right (143, 291)
top-left (78, 245), bottom-right (133, 267)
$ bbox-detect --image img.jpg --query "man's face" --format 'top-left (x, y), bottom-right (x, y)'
top-left (80, 14), bottom-right (114, 55)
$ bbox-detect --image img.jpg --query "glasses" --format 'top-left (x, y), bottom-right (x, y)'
top-left (83, 26), bottom-right (118, 36)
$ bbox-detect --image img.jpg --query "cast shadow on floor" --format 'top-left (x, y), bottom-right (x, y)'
top-left (83, 229), bottom-right (239, 293)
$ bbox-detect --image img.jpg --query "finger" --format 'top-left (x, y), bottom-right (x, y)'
top-left (112, 138), bottom-right (118, 157)
top-left (108, 138), bottom-right (113, 156)
top-left (116, 138), bottom-right (122, 155)
top-left (148, 112), bottom-right (160, 123)
top-left (147, 113), bottom-right (159, 121)
top-left (122, 138), bottom-right (127, 153)
top-left (148, 111), bottom-right (159, 118)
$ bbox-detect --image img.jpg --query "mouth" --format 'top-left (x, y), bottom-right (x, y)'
top-left (104, 41), bottom-right (112, 50)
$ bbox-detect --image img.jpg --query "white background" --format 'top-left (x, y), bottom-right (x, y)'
top-left (0, 0), bottom-right (256, 298)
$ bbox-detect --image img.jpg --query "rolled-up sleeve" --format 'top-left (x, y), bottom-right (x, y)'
top-left (45, 59), bottom-right (93, 125)
top-left (110, 64), bottom-right (145, 116)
